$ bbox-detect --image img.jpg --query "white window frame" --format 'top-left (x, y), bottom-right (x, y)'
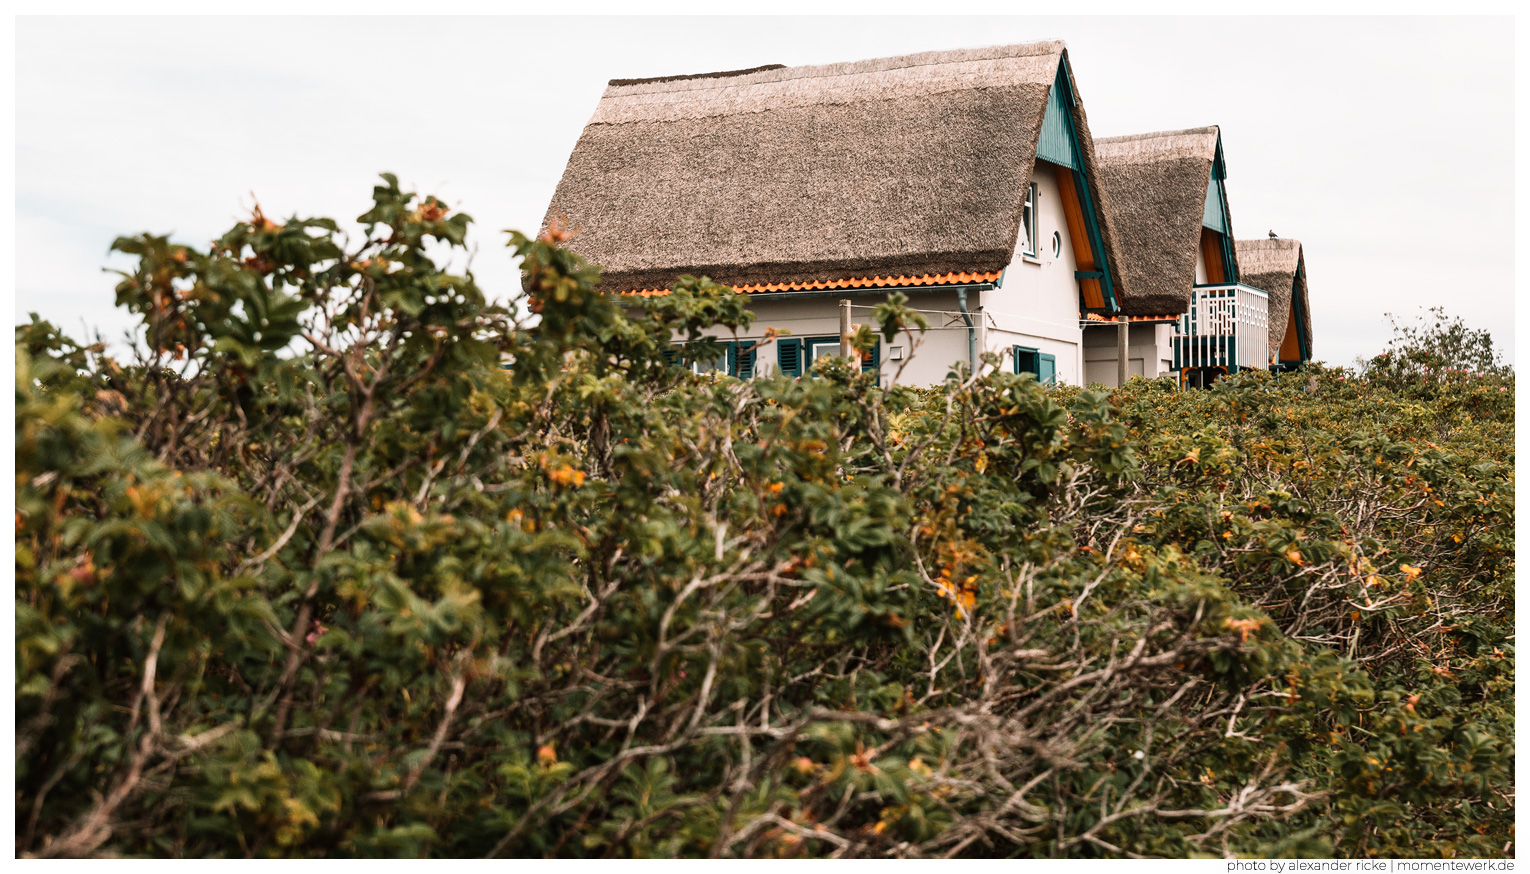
top-left (1021, 181), bottom-right (1039, 257)
top-left (691, 349), bottom-right (728, 375)
top-left (808, 340), bottom-right (842, 363)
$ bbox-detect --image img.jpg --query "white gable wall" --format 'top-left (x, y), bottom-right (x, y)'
top-left (1082, 322), bottom-right (1175, 387)
top-left (975, 161), bottom-right (1084, 386)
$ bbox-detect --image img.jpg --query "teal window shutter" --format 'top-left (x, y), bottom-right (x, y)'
top-left (1039, 353), bottom-right (1057, 385)
top-left (662, 345), bottom-right (680, 368)
top-left (778, 338), bottom-right (802, 377)
top-left (1014, 345), bottom-right (1040, 377)
top-left (861, 339), bottom-right (881, 386)
top-left (861, 340), bottom-right (880, 373)
top-left (732, 342), bottom-right (757, 378)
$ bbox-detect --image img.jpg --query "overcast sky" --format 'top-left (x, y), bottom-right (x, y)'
top-left (14, 15), bottom-right (1515, 367)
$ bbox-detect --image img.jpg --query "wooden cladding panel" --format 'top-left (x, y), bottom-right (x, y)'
top-left (1200, 229), bottom-right (1227, 285)
top-left (1036, 80), bottom-right (1079, 170)
top-left (1202, 174), bottom-right (1230, 234)
top-left (1278, 298), bottom-right (1301, 362)
top-left (1055, 165), bottom-right (1105, 310)
top-left (1078, 277), bottom-right (1105, 311)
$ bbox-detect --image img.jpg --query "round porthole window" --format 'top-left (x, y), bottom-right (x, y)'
top-left (1052, 231), bottom-right (1062, 258)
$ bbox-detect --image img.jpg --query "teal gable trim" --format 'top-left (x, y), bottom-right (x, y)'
top-left (1292, 264), bottom-right (1310, 362)
top-left (1041, 61), bottom-right (1118, 313)
top-left (1202, 138), bottom-right (1230, 233)
top-left (1202, 174), bottom-right (1230, 234)
top-left (1200, 133), bottom-right (1238, 282)
top-left (1036, 81), bottom-right (1079, 170)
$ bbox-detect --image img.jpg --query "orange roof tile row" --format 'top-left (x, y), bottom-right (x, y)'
top-left (1081, 312), bottom-right (1182, 323)
top-left (735, 271), bottom-right (1003, 293)
top-left (620, 270), bottom-right (1003, 297)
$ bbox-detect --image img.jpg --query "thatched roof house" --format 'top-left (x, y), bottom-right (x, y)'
top-left (1093, 126), bottom-right (1237, 316)
top-left (540, 41), bottom-right (1128, 314)
top-left (1236, 238), bottom-right (1312, 364)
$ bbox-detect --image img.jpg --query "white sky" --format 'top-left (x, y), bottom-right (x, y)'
top-left (13, 14), bottom-right (1517, 367)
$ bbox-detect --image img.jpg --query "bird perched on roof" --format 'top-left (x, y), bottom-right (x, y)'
top-left (1268, 230), bottom-right (1278, 238)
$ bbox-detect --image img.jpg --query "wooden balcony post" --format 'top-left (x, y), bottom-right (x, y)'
top-left (1117, 314), bottom-right (1128, 387)
top-left (839, 298), bottom-right (852, 359)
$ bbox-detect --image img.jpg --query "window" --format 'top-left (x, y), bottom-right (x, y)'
top-left (693, 350), bottom-right (728, 375)
top-left (667, 341), bottom-right (757, 378)
top-left (777, 337), bottom-right (881, 380)
top-left (808, 340), bottom-right (842, 363)
top-left (1014, 345), bottom-right (1057, 385)
top-left (1021, 182), bottom-right (1039, 257)
top-left (1052, 230), bottom-right (1062, 258)
top-left (1014, 345), bottom-right (1038, 377)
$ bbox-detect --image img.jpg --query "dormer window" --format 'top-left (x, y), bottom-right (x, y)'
top-left (1022, 182), bottom-right (1039, 257)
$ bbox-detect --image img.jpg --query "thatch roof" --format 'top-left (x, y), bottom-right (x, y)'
top-left (1235, 238), bottom-right (1312, 359)
top-left (1093, 127), bottom-right (1230, 316)
top-left (539, 41), bottom-right (1128, 300)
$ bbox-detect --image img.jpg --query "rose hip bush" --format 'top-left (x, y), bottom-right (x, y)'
top-left (15, 178), bottom-right (1513, 858)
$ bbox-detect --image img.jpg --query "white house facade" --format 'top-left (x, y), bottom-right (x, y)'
top-left (536, 43), bottom-right (1311, 389)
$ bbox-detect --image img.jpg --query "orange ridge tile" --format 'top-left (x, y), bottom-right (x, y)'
top-left (619, 270), bottom-right (1003, 297)
top-left (1082, 312), bottom-right (1183, 322)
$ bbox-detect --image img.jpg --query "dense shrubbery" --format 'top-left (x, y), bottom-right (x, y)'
top-left (15, 179), bottom-right (1513, 858)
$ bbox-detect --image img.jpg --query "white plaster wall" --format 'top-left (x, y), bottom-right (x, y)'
top-left (665, 162), bottom-right (1097, 389)
top-left (1081, 322), bottom-right (1176, 387)
top-left (979, 162), bottom-right (1085, 386)
top-left (694, 291), bottom-right (983, 387)
top-left (1194, 244), bottom-right (1208, 285)
top-left (1151, 323), bottom-right (1175, 376)
top-left (983, 326), bottom-right (1081, 386)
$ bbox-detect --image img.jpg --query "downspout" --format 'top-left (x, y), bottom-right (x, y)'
top-left (957, 287), bottom-right (976, 373)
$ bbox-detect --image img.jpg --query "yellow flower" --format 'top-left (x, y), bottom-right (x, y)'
top-left (1224, 617), bottom-right (1262, 642)
top-left (547, 465), bottom-right (585, 488)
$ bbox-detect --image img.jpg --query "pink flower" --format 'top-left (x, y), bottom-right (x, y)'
top-left (306, 621), bottom-right (328, 645)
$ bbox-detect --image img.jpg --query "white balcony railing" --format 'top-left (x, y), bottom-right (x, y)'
top-left (1172, 283), bottom-right (1269, 372)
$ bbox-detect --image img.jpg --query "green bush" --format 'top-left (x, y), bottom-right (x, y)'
top-left (15, 179), bottom-right (1513, 858)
